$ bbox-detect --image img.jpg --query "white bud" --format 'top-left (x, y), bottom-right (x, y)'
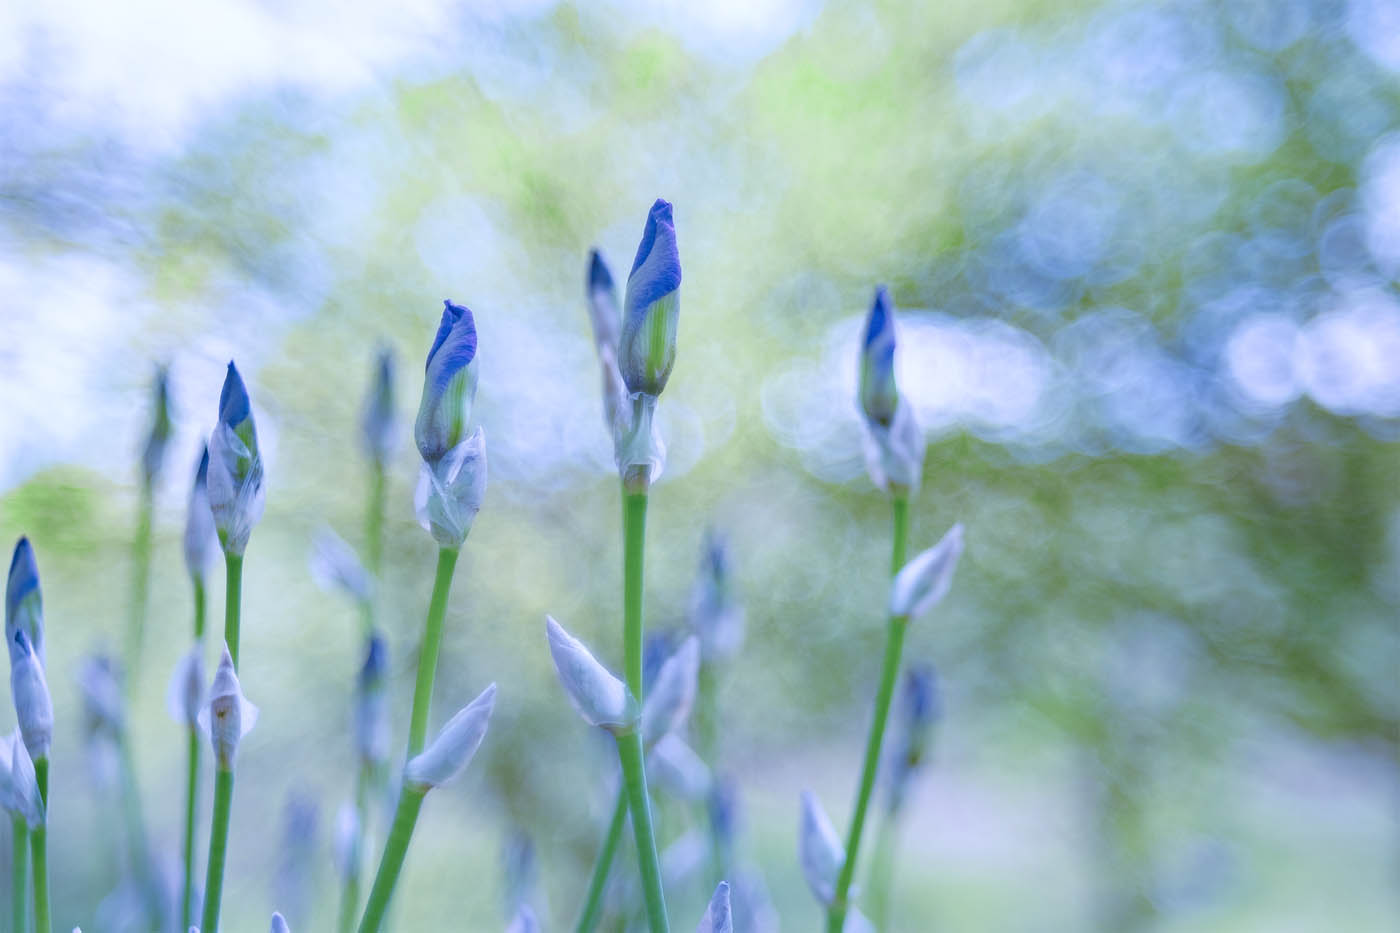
top-left (641, 637), bottom-right (699, 745)
top-left (10, 632), bottom-right (53, 760)
top-left (616, 392), bottom-right (666, 492)
top-left (696, 881), bottom-right (732, 933)
top-left (404, 683), bottom-right (496, 789)
top-left (414, 427), bottom-right (487, 548)
top-left (799, 791), bottom-right (844, 906)
top-left (0, 729), bottom-right (44, 828)
top-left (545, 617), bottom-right (636, 732)
top-left (198, 646), bottom-right (258, 770)
top-left (506, 905), bottom-right (542, 933)
top-left (333, 801), bottom-right (359, 883)
top-left (649, 734), bottom-right (711, 801)
top-left (889, 523), bottom-right (965, 620)
top-left (860, 397), bottom-right (924, 494)
top-left (270, 912), bottom-right (290, 933)
top-left (167, 646), bottom-right (206, 727)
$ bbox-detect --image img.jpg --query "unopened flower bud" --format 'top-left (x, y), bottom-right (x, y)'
top-left (860, 397), bottom-right (924, 495)
top-left (587, 249), bottom-right (621, 355)
top-left (141, 365), bottom-right (175, 487)
top-left (207, 362), bottom-right (266, 556)
top-left (414, 426), bottom-right (488, 548)
top-left (6, 537), bottom-right (44, 668)
top-left (506, 905), bottom-right (541, 933)
top-left (270, 911), bottom-right (290, 933)
top-left (309, 528), bottom-right (372, 606)
top-left (697, 881), bottom-right (732, 933)
top-left (77, 653), bottom-right (125, 737)
top-left (641, 636), bottom-right (699, 745)
top-left (183, 445), bottom-right (217, 582)
top-left (354, 634), bottom-right (389, 769)
top-left (199, 646), bottom-right (258, 770)
top-left (889, 523), bottom-right (965, 620)
top-left (619, 199), bottom-right (682, 397)
top-left (799, 790), bottom-right (844, 906)
top-left (545, 616), bottom-right (636, 733)
top-left (362, 348), bottom-right (398, 470)
top-left (858, 287), bottom-right (898, 428)
top-left (404, 683), bottom-right (496, 789)
top-left (887, 665), bottom-right (940, 813)
top-left (0, 729), bottom-right (44, 828)
top-left (687, 528), bottom-right (744, 662)
top-left (10, 630), bottom-right (52, 760)
top-left (649, 734), bottom-right (711, 801)
top-left (167, 646), bottom-right (206, 727)
top-left (415, 301), bottom-right (478, 464)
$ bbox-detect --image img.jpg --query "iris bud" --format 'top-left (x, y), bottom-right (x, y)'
top-left (141, 365), bottom-right (174, 487)
top-left (207, 362), bottom-right (266, 556)
top-left (10, 630), bottom-right (53, 760)
top-left (166, 646), bottom-right (206, 727)
top-left (619, 199), bottom-right (682, 397)
top-left (414, 301), bottom-right (478, 464)
top-left (309, 528), bottom-right (372, 606)
top-left (6, 537), bottom-right (44, 668)
top-left (640, 636), bottom-right (699, 745)
top-left (199, 645), bottom-right (258, 771)
top-left (858, 288), bottom-right (898, 428)
top-left (0, 729), bottom-right (44, 828)
top-left (587, 249), bottom-right (621, 355)
top-left (798, 790), bottom-right (844, 906)
top-left (404, 683), bottom-right (496, 789)
top-left (687, 528), bottom-right (744, 662)
top-left (414, 426), bottom-right (488, 548)
top-left (362, 348), bottom-right (398, 470)
top-left (697, 881), bottom-right (732, 933)
top-left (889, 523), bottom-right (965, 620)
top-left (545, 616), bottom-right (636, 733)
top-left (353, 634), bottom-right (389, 770)
top-left (183, 445), bottom-right (217, 582)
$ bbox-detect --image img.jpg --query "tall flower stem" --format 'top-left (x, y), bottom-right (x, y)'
top-left (125, 483), bottom-right (154, 695)
top-left (826, 494), bottom-right (911, 933)
top-left (574, 787), bottom-right (628, 933)
top-left (200, 767), bottom-right (235, 933)
top-left (356, 785), bottom-right (427, 933)
top-left (224, 554), bottom-right (244, 669)
top-left (407, 548), bottom-right (459, 756)
top-left (31, 756), bottom-right (50, 933)
top-left (11, 815), bottom-right (27, 933)
top-left (181, 576), bottom-right (207, 928)
top-left (615, 730), bottom-right (668, 933)
top-left (622, 492), bottom-right (648, 695)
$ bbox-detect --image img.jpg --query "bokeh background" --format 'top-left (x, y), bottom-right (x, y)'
top-left (2, 0), bottom-right (1399, 929)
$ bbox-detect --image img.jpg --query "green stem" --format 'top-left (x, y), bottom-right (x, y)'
top-left (200, 767), bottom-right (236, 933)
top-left (407, 548), bottom-right (459, 757)
top-left (224, 554), bottom-right (244, 669)
top-left (194, 576), bottom-right (207, 641)
top-left (125, 483), bottom-right (154, 696)
top-left (890, 495), bottom-right (910, 577)
top-left (826, 615), bottom-right (909, 933)
top-left (11, 815), bottom-right (27, 933)
top-left (31, 756), bottom-right (49, 933)
top-left (574, 787), bottom-right (628, 933)
top-left (615, 731), bottom-right (669, 933)
top-left (356, 784), bottom-right (427, 933)
top-left (622, 492), bottom-right (648, 698)
top-left (181, 726), bottom-right (201, 928)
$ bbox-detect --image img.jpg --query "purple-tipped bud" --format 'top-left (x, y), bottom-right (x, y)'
top-left (6, 537), bottom-right (44, 668)
top-left (887, 665), bottom-right (940, 812)
top-left (889, 523), bottom-right (965, 620)
top-left (167, 646), bottom-right (206, 727)
top-left (362, 348), bottom-right (398, 469)
top-left (858, 288), bottom-right (898, 428)
top-left (10, 630), bottom-right (52, 760)
top-left (200, 645), bottom-right (258, 770)
top-left (354, 634), bottom-right (389, 769)
top-left (309, 528), bottom-right (372, 606)
top-left (404, 683), bottom-right (496, 789)
top-left (141, 364), bottom-right (175, 487)
top-left (545, 616), bottom-right (636, 733)
top-left (619, 199), bottom-right (682, 397)
top-left (207, 362), bottom-right (265, 555)
top-left (649, 734), bottom-right (711, 801)
top-left (414, 426), bottom-right (487, 548)
top-left (641, 636), bottom-right (700, 745)
top-left (799, 791), bottom-right (844, 906)
top-left (587, 249), bottom-right (621, 355)
top-left (696, 881), bottom-right (732, 933)
top-left (687, 528), bottom-right (744, 662)
top-left (415, 301), bottom-right (479, 464)
top-left (183, 444), bottom-right (217, 581)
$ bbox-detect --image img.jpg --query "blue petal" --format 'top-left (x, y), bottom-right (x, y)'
top-left (863, 286), bottom-right (893, 352)
top-left (219, 362), bottom-right (251, 428)
top-left (624, 199), bottom-right (682, 320)
top-left (6, 537), bottom-right (39, 624)
top-left (426, 300), bottom-right (471, 371)
top-left (195, 443), bottom-right (210, 488)
top-left (360, 632), bottom-right (388, 687)
top-left (589, 248), bottom-right (614, 293)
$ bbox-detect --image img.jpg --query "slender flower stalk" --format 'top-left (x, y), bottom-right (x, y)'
top-left (574, 791), bottom-right (628, 933)
top-left (10, 813), bottom-right (26, 932)
top-left (825, 526), bottom-right (963, 933)
top-left (199, 646), bottom-right (259, 933)
top-left (32, 754), bottom-right (49, 933)
top-left (127, 365), bottom-right (173, 694)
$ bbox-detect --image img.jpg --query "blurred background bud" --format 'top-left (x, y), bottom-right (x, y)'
top-left (649, 734), bottom-right (711, 802)
top-left (353, 633), bottom-right (389, 770)
top-left (77, 652), bottom-right (125, 738)
top-left (166, 646), bottom-right (205, 728)
top-left (587, 249), bottom-right (621, 356)
top-left (641, 636), bottom-right (699, 745)
top-left (798, 790), bottom-right (843, 906)
top-left (687, 529), bottom-right (744, 663)
top-left (361, 347), bottom-right (398, 470)
top-left (309, 527), bottom-right (372, 606)
top-left (697, 881), bottom-right (732, 933)
top-left (139, 364), bottom-right (174, 488)
top-left (182, 444), bottom-right (217, 582)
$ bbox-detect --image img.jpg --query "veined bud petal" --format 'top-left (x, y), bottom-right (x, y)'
top-left (858, 287), bottom-right (898, 428)
top-left (362, 348), bottom-right (398, 469)
top-left (616, 392), bottom-right (666, 493)
top-left (619, 199), bottom-right (682, 397)
top-left (141, 364), bottom-right (174, 487)
top-left (545, 616), bottom-right (636, 733)
top-left (641, 636), bottom-right (700, 745)
top-left (77, 654), bottom-right (125, 737)
top-left (207, 362), bottom-right (265, 556)
top-left (270, 912), bottom-right (290, 933)
top-left (649, 734), bottom-right (712, 801)
top-left (404, 682), bottom-right (496, 789)
top-left (799, 790), bottom-right (844, 906)
top-left (199, 646), bottom-right (258, 770)
top-left (6, 537), bottom-right (44, 668)
top-left (687, 528), bottom-right (744, 662)
top-left (415, 301), bottom-right (479, 464)
top-left (860, 396), bottom-right (924, 495)
top-left (354, 634), bottom-right (390, 769)
top-left (167, 646), bottom-right (206, 727)
top-left (309, 528), bottom-right (372, 606)
top-left (889, 523), bottom-right (965, 620)
top-left (10, 631), bottom-right (52, 760)
top-left (0, 730), bottom-right (44, 828)
top-left (587, 249), bottom-right (621, 355)
top-left (414, 427), bottom-right (488, 548)
top-left (183, 445), bottom-right (217, 581)
top-left (697, 881), bottom-right (732, 933)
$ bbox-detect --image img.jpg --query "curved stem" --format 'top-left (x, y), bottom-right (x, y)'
top-left (181, 726), bottom-right (200, 929)
top-left (615, 731), bottom-right (669, 933)
top-left (622, 492), bottom-right (648, 698)
top-left (200, 767), bottom-right (236, 933)
top-left (31, 756), bottom-right (50, 933)
top-left (407, 548), bottom-right (459, 757)
top-left (12, 815), bottom-right (28, 933)
top-left (125, 483), bottom-right (154, 696)
top-left (356, 785), bottom-right (427, 933)
top-left (224, 554), bottom-right (244, 669)
top-left (574, 787), bottom-right (628, 933)
top-left (826, 615), bottom-right (909, 933)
